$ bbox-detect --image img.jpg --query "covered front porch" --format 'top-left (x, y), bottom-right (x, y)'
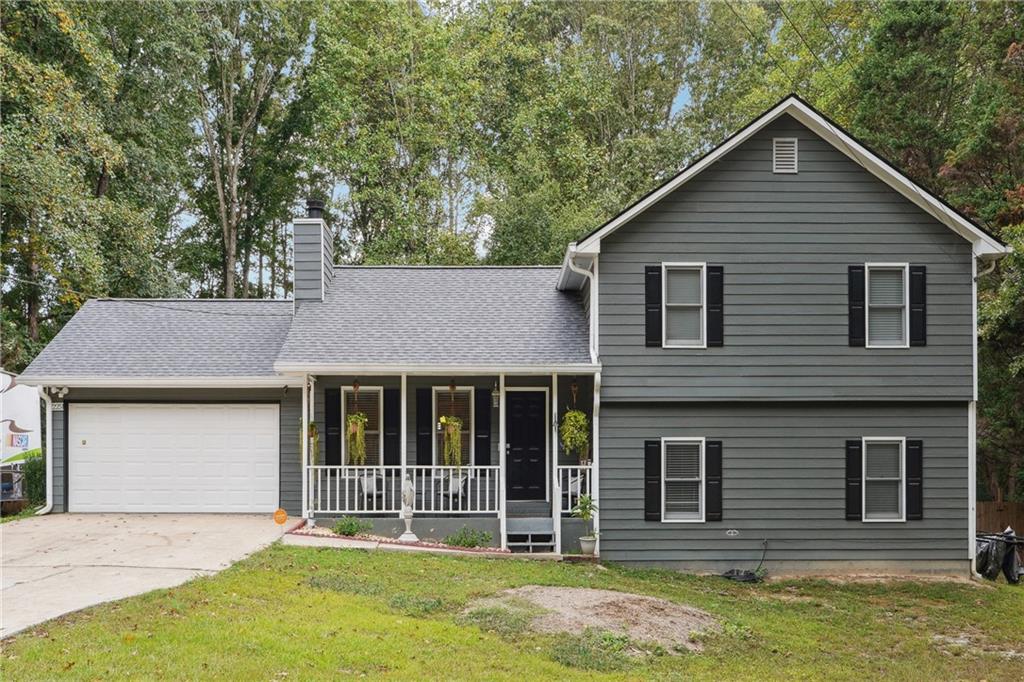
top-left (297, 372), bottom-right (599, 554)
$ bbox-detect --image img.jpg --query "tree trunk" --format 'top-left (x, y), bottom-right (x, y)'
top-left (26, 233), bottom-right (40, 342)
top-left (94, 159), bottom-right (109, 198)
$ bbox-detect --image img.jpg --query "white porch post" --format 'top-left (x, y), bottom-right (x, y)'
top-left (498, 373), bottom-right (507, 549)
top-left (592, 372), bottom-right (601, 556)
top-left (552, 372), bottom-right (561, 554)
top-left (301, 373), bottom-right (310, 519)
top-left (400, 373), bottom-right (408, 519)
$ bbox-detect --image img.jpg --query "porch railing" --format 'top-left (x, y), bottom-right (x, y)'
top-left (307, 465), bottom-right (500, 516)
top-left (556, 465), bottom-right (593, 517)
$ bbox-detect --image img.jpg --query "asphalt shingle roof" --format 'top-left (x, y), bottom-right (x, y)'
top-left (276, 266), bottom-right (590, 368)
top-left (20, 299), bottom-right (294, 379)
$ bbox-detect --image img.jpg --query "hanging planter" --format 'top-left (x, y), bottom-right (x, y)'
top-left (560, 409), bottom-right (590, 464)
top-left (346, 412), bottom-right (368, 465)
top-left (308, 422), bottom-right (320, 466)
top-left (439, 415), bottom-right (463, 468)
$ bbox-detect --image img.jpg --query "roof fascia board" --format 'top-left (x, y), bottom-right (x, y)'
top-left (17, 376), bottom-right (302, 388)
top-left (273, 363), bottom-right (601, 375)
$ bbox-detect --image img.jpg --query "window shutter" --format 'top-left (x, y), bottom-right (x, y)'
top-left (415, 388), bottom-right (432, 465)
top-left (909, 266), bottom-right (927, 346)
top-left (324, 388), bottom-right (341, 466)
top-left (848, 266), bottom-right (865, 346)
top-left (645, 266), bottom-right (662, 347)
top-left (845, 440), bottom-right (863, 520)
top-left (644, 440), bottom-right (661, 520)
top-left (706, 266), bottom-right (724, 347)
top-left (906, 439), bottom-right (923, 520)
top-left (705, 440), bottom-right (723, 521)
top-left (383, 388), bottom-right (400, 465)
top-left (474, 388), bottom-right (491, 466)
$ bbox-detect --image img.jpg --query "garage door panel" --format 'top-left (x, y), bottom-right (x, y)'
top-left (69, 403), bottom-right (280, 513)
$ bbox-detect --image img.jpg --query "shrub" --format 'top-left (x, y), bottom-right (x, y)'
top-left (332, 516), bottom-right (373, 536)
top-left (22, 453), bottom-right (46, 505)
top-left (443, 526), bottom-right (492, 548)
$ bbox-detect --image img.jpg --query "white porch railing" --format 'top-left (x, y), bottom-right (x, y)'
top-left (556, 465), bottom-right (593, 517)
top-left (307, 465), bottom-right (500, 516)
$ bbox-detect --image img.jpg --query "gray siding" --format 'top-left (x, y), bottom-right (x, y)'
top-left (597, 114), bottom-right (974, 402)
top-left (51, 387), bottom-right (301, 515)
top-left (598, 401), bottom-right (969, 571)
top-left (294, 219), bottom-right (326, 302)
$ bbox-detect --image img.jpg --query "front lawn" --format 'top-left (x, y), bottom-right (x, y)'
top-left (3, 544), bottom-right (1022, 680)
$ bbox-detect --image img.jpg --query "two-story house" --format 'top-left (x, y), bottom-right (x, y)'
top-left (20, 96), bottom-right (1008, 574)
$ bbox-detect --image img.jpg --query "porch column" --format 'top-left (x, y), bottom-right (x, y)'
top-left (498, 373), bottom-right (507, 549)
top-left (552, 372), bottom-right (561, 554)
top-left (400, 373), bottom-right (407, 519)
top-left (592, 372), bottom-right (601, 556)
top-left (301, 373), bottom-right (309, 519)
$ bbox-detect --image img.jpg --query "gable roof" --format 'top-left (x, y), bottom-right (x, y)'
top-left (275, 266), bottom-right (593, 373)
top-left (18, 299), bottom-right (298, 387)
top-left (566, 94), bottom-right (1007, 271)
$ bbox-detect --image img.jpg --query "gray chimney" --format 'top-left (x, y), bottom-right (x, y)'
top-left (293, 198), bottom-right (333, 302)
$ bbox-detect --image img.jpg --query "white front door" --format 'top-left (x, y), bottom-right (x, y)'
top-left (68, 403), bottom-right (279, 513)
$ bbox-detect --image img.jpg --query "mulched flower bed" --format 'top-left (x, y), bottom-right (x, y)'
top-left (289, 524), bottom-right (511, 554)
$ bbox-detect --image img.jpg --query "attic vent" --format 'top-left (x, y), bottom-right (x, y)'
top-left (773, 138), bottom-right (798, 173)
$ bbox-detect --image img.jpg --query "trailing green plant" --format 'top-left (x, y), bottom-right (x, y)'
top-left (571, 494), bottom-right (598, 538)
top-left (443, 525), bottom-right (491, 548)
top-left (332, 516), bottom-right (373, 537)
top-left (346, 412), bottom-right (368, 465)
top-left (308, 422), bottom-right (320, 466)
top-left (22, 453), bottom-right (46, 505)
top-left (560, 409), bottom-right (590, 463)
top-left (439, 415), bottom-right (463, 468)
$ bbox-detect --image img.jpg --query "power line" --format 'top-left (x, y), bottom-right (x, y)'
top-left (722, 0), bottom-right (800, 92)
top-left (775, 0), bottom-right (844, 93)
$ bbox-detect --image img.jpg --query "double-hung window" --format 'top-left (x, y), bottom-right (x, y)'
top-left (433, 386), bottom-right (474, 465)
top-left (342, 386), bottom-right (383, 465)
top-left (662, 263), bottom-right (706, 348)
top-left (662, 438), bottom-right (704, 522)
top-left (866, 264), bottom-right (908, 348)
top-left (863, 437), bottom-right (905, 522)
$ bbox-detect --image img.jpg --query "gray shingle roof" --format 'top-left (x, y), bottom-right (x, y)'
top-left (20, 299), bottom-right (294, 379)
top-left (276, 266), bottom-right (591, 368)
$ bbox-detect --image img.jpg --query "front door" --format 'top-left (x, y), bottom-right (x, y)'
top-left (506, 391), bottom-right (546, 500)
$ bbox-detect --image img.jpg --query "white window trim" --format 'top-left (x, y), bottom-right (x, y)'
top-left (773, 137), bottom-right (798, 173)
top-left (431, 385), bottom-right (475, 466)
top-left (661, 436), bottom-right (705, 523)
top-left (661, 262), bottom-right (707, 349)
top-left (865, 263), bottom-right (910, 349)
top-left (341, 385), bottom-right (384, 466)
top-left (862, 436), bottom-right (906, 523)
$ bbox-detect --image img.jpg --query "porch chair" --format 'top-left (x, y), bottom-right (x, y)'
top-left (437, 470), bottom-right (470, 510)
top-left (356, 470), bottom-right (386, 510)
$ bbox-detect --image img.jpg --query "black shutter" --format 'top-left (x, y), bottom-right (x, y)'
top-left (707, 266), bottom-right (724, 347)
top-left (415, 388), bottom-right (433, 465)
top-left (324, 388), bottom-right (341, 466)
top-left (848, 265), bottom-right (865, 346)
top-left (906, 439), bottom-right (923, 520)
top-left (705, 440), bottom-right (723, 521)
top-left (383, 388), bottom-right (400, 465)
top-left (845, 440), bottom-right (863, 520)
top-left (645, 266), bottom-right (662, 347)
top-left (909, 266), bottom-right (927, 346)
top-left (644, 440), bottom-right (661, 520)
top-left (474, 388), bottom-right (491, 466)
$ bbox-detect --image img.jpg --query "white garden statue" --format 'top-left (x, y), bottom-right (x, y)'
top-left (398, 475), bottom-right (418, 543)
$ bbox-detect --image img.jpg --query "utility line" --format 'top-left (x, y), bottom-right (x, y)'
top-left (722, 0), bottom-right (801, 92)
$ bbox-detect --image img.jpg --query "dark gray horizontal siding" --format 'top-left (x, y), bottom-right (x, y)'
top-left (52, 387), bottom-right (300, 515)
top-left (597, 114), bottom-right (974, 401)
top-left (598, 402), bottom-right (969, 567)
top-left (294, 222), bottom-right (323, 302)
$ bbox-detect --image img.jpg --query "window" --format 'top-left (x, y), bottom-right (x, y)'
top-left (342, 387), bottom-right (383, 465)
top-left (866, 264), bottom-right (908, 348)
top-left (662, 263), bottom-right (705, 348)
top-left (863, 437), bottom-right (905, 522)
top-left (662, 438), bottom-right (704, 522)
top-left (773, 138), bottom-right (798, 173)
top-left (433, 386), bottom-right (474, 465)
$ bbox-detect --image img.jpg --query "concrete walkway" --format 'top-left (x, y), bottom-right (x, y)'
top-left (1, 514), bottom-right (283, 638)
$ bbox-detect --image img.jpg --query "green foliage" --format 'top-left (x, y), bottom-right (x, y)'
top-left (21, 453), bottom-right (46, 505)
top-left (439, 416), bottom-right (463, 468)
top-left (387, 593), bottom-right (445, 616)
top-left (331, 516), bottom-right (373, 537)
top-left (548, 628), bottom-right (634, 672)
top-left (559, 409), bottom-right (590, 462)
top-left (3, 448), bottom-right (41, 464)
top-left (457, 604), bottom-right (535, 637)
top-left (571, 494), bottom-right (598, 537)
top-left (442, 526), bottom-right (492, 548)
top-left (345, 413), bottom-right (368, 465)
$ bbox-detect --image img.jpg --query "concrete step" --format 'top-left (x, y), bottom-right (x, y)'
top-left (506, 516), bottom-right (554, 534)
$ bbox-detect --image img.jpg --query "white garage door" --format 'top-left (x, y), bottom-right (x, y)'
top-left (69, 403), bottom-right (279, 513)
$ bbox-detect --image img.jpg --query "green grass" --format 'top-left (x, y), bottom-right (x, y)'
top-left (0, 505), bottom-right (39, 524)
top-left (3, 544), bottom-right (1023, 680)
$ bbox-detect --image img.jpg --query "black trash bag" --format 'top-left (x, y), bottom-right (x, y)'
top-left (1001, 528), bottom-right (1020, 585)
top-left (975, 535), bottom-right (1009, 580)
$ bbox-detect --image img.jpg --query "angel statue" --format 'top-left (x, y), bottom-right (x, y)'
top-left (399, 475), bottom-right (418, 543)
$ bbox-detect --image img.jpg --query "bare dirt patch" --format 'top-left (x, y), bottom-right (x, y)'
top-left (465, 585), bottom-right (719, 653)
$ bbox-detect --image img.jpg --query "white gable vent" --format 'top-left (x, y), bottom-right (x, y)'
top-left (773, 138), bottom-right (798, 173)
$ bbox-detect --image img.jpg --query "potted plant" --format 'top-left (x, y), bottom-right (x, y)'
top-left (571, 494), bottom-right (598, 555)
top-left (439, 415), bottom-right (463, 469)
top-left (560, 409), bottom-right (590, 464)
top-left (346, 412), bottom-right (368, 466)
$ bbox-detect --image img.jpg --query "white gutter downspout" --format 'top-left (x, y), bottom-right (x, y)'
top-left (565, 246), bottom-right (598, 365)
top-left (35, 387), bottom-right (54, 515)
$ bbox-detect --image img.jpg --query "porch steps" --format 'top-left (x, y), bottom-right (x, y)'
top-left (506, 517), bottom-right (555, 553)
top-left (506, 500), bottom-right (551, 517)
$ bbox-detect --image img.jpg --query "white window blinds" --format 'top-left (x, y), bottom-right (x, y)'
top-left (663, 265), bottom-right (704, 347)
top-left (664, 440), bottom-right (703, 521)
top-left (867, 266), bottom-right (907, 346)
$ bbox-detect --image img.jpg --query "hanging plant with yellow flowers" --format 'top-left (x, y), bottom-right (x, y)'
top-left (346, 412), bottom-right (368, 465)
top-left (439, 415), bottom-right (463, 468)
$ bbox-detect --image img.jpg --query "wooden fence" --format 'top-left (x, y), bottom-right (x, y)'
top-left (976, 501), bottom-right (1024, 534)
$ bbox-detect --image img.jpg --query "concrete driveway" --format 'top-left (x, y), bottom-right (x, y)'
top-left (1, 514), bottom-right (284, 638)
